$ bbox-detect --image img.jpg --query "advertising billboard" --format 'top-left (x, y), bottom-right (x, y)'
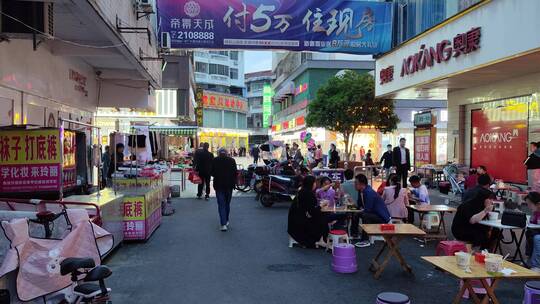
top-left (262, 84), bottom-right (272, 128)
top-left (471, 106), bottom-right (528, 183)
top-left (158, 0), bottom-right (393, 54)
top-left (0, 129), bottom-right (62, 193)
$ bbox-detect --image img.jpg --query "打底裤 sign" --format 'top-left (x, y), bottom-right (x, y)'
top-left (158, 0), bottom-right (393, 54)
top-left (0, 129), bottom-right (62, 193)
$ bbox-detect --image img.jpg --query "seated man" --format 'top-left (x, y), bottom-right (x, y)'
top-left (352, 174), bottom-right (391, 248)
top-left (341, 169), bottom-right (358, 204)
top-left (451, 174), bottom-right (496, 250)
top-left (408, 175), bottom-right (430, 204)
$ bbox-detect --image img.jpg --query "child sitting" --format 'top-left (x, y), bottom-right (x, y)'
top-left (409, 175), bottom-right (431, 205)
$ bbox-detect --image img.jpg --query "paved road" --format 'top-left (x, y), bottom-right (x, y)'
top-left (106, 196), bottom-right (525, 304)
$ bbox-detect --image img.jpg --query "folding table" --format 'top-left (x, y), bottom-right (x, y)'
top-left (361, 223), bottom-right (426, 279)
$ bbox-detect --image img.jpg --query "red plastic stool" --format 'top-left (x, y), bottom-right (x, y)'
top-left (328, 230), bottom-right (349, 253)
top-left (436, 240), bottom-right (467, 256)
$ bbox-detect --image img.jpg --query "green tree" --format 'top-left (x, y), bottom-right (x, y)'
top-left (306, 71), bottom-right (399, 160)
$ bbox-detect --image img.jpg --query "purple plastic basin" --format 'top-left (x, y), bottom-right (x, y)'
top-left (333, 243), bottom-right (356, 257)
top-left (331, 263), bottom-right (358, 274)
top-left (332, 255), bottom-right (357, 267)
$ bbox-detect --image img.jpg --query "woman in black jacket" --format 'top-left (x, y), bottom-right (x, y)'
top-left (329, 143), bottom-right (340, 168)
top-left (525, 142), bottom-right (540, 191)
top-left (287, 175), bottom-right (328, 248)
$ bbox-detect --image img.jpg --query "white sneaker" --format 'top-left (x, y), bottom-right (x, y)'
top-left (220, 225), bottom-right (228, 231)
top-left (531, 267), bottom-right (540, 273)
top-left (226, 221), bottom-right (230, 227)
top-left (354, 241), bottom-right (371, 248)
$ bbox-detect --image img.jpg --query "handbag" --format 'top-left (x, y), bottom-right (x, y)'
top-left (188, 171), bottom-right (202, 184)
top-left (501, 209), bottom-right (527, 228)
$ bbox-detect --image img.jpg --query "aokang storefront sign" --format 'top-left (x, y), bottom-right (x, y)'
top-left (379, 27), bottom-right (481, 85)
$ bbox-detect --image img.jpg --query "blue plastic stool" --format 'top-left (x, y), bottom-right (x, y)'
top-left (524, 281), bottom-right (540, 304)
top-left (376, 292), bottom-right (410, 304)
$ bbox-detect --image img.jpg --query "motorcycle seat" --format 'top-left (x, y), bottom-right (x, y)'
top-left (84, 265), bottom-right (112, 281)
top-left (74, 283), bottom-right (101, 296)
top-left (60, 257), bottom-right (96, 275)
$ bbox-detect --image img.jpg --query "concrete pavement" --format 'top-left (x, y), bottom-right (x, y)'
top-left (105, 195), bottom-right (526, 304)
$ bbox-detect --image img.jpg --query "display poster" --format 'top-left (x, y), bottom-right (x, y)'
top-left (196, 87), bottom-right (204, 126)
top-left (0, 129), bottom-right (62, 193)
top-left (263, 84), bottom-right (272, 128)
top-left (471, 107), bottom-right (528, 183)
top-left (158, 0), bottom-right (393, 54)
top-left (414, 128), bottom-right (434, 167)
top-left (63, 130), bottom-right (77, 189)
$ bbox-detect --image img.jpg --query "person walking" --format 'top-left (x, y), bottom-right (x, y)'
top-left (525, 142), bottom-right (540, 192)
top-left (193, 142), bottom-right (214, 200)
top-left (328, 143), bottom-right (340, 168)
top-left (392, 138), bottom-right (411, 188)
top-left (380, 144), bottom-right (393, 178)
top-left (211, 148), bottom-right (237, 231)
top-left (251, 145), bottom-right (260, 164)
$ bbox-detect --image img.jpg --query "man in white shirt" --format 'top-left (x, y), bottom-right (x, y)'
top-left (392, 138), bottom-right (411, 188)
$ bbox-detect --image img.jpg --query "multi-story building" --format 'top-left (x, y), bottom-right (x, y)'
top-left (194, 50), bottom-right (245, 96)
top-left (193, 50), bottom-right (248, 152)
top-left (0, 0), bottom-right (161, 128)
top-left (376, 0), bottom-right (539, 184)
top-left (245, 70), bottom-right (274, 146)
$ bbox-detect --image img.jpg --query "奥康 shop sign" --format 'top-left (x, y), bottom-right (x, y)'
top-left (158, 0), bottom-right (393, 54)
top-left (379, 27), bottom-right (481, 85)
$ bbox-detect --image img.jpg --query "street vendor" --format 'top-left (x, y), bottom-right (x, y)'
top-left (108, 143), bottom-right (125, 178)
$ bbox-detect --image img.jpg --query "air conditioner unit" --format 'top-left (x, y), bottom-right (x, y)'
top-left (161, 32), bottom-right (171, 49)
top-left (137, 0), bottom-right (154, 13)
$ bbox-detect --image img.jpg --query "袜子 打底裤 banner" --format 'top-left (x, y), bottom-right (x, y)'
top-left (158, 0), bottom-right (393, 54)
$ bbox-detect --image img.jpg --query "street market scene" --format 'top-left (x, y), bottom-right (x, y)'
top-left (0, 0), bottom-right (540, 303)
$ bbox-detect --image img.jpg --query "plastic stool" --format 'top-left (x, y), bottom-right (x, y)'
top-left (421, 212), bottom-right (440, 230)
top-left (436, 240), bottom-right (467, 256)
top-left (376, 292), bottom-right (410, 304)
top-left (524, 281), bottom-right (540, 304)
top-left (329, 229), bottom-right (350, 252)
top-left (331, 243), bottom-right (357, 273)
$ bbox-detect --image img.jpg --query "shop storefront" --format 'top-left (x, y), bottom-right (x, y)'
top-left (375, 0), bottom-right (540, 183)
top-left (201, 90), bottom-right (250, 153)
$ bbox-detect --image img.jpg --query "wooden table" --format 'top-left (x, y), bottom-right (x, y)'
top-left (422, 256), bottom-right (540, 304)
top-left (407, 204), bottom-right (457, 239)
top-left (361, 224), bottom-right (426, 279)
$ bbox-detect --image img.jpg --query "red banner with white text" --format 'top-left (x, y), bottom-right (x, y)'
top-left (471, 107), bottom-right (528, 183)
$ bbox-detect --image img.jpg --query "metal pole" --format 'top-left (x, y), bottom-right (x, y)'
top-left (97, 125), bottom-right (101, 198)
top-left (59, 118), bottom-right (64, 201)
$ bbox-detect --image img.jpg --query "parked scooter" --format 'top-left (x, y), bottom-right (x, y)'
top-left (58, 258), bottom-right (112, 304)
top-left (258, 174), bottom-right (301, 207)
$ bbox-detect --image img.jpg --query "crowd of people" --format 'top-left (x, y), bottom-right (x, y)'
top-left (287, 165), bottom-right (429, 249)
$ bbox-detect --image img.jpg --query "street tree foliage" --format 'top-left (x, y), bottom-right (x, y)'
top-left (306, 71), bottom-right (399, 160)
